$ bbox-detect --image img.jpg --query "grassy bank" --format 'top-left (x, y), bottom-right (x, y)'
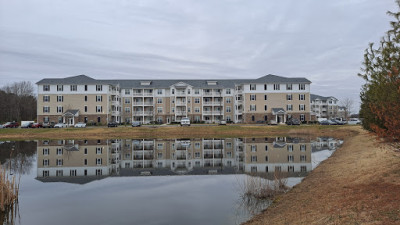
top-left (245, 126), bottom-right (400, 225)
top-left (0, 124), bottom-right (352, 140)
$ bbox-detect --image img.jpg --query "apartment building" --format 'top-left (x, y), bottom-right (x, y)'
top-left (310, 94), bottom-right (340, 119)
top-left (36, 74), bottom-right (311, 125)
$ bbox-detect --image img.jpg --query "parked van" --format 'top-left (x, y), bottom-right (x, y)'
top-left (180, 117), bottom-right (190, 126)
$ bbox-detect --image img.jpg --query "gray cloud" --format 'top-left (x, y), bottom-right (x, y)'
top-left (0, 0), bottom-right (398, 110)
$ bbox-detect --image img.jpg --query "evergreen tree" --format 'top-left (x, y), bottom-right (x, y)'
top-left (359, 1), bottom-right (400, 142)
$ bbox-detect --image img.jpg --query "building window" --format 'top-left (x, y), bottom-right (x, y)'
top-left (43, 170), bottom-right (49, 177)
top-left (84, 96), bottom-right (88, 102)
top-left (251, 145), bottom-right (257, 152)
top-left (300, 114), bottom-right (305, 121)
top-left (287, 84), bottom-right (292, 90)
top-left (57, 85), bottom-right (63, 91)
top-left (288, 155), bottom-right (294, 162)
top-left (251, 156), bottom-right (257, 162)
top-left (251, 115), bottom-right (255, 121)
top-left (157, 98), bottom-right (163, 104)
top-left (301, 166), bottom-right (307, 172)
top-left (57, 96), bottom-right (64, 102)
top-left (125, 98), bottom-right (131, 104)
top-left (96, 158), bottom-right (102, 165)
top-left (226, 89), bottom-right (231, 94)
top-left (194, 107), bottom-right (200, 113)
top-left (193, 98), bottom-right (200, 104)
top-left (96, 169), bottom-right (102, 176)
top-left (288, 166), bottom-right (294, 172)
top-left (250, 84), bottom-right (256, 90)
top-left (194, 89), bottom-right (200, 94)
top-left (300, 155), bottom-right (307, 162)
top-left (299, 94), bottom-right (305, 101)
top-left (287, 94), bottom-right (292, 100)
top-left (56, 159), bottom-right (63, 166)
top-left (56, 170), bottom-right (63, 176)
top-left (265, 145), bottom-right (268, 151)
top-left (84, 106), bottom-right (88, 112)
top-left (171, 89), bottom-right (175, 94)
top-left (43, 85), bottom-right (50, 91)
top-left (96, 147), bottom-right (102, 154)
top-left (275, 166), bottom-right (282, 172)
top-left (125, 107), bottom-right (130, 113)
top-left (299, 104), bottom-right (305, 111)
top-left (250, 105), bottom-right (256, 111)
top-left (300, 144), bottom-right (306, 151)
top-left (287, 144), bottom-right (293, 152)
top-left (96, 106), bottom-right (102, 113)
top-left (250, 94), bottom-right (256, 101)
top-left (226, 107), bottom-right (231, 113)
top-left (43, 148), bottom-right (49, 155)
top-left (57, 106), bottom-right (63, 113)
top-left (264, 84), bottom-right (267, 90)
top-left (125, 89), bottom-right (131, 95)
top-left (84, 85), bottom-right (88, 91)
top-left (70, 85), bottom-right (77, 91)
top-left (226, 98), bottom-right (231, 103)
top-left (96, 95), bottom-right (103, 102)
top-left (264, 105), bottom-right (268, 111)
top-left (43, 95), bottom-right (50, 102)
top-left (84, 148), bottom-right (88, 154)
top-left (299, 84), bottom-right (306, 90)
top-left (96, 85), bottom-right (102, 91)
top-left (274, 84), bottom-right (280, 90)
top-left (43, 159), bottom-right (49, 166)
top-left (157, 107), bottom-right (163, 113)
top-left (264, 95), bottom-right (267, 100)
top-left (195, 142), bottom-right (201, 149)
top-left (57, 148), bottom-right (63, 155)
top-left (287, 104), bottom-right (293, 111)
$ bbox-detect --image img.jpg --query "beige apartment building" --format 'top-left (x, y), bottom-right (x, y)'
top-left (36, 74), bottom-right (311, 125)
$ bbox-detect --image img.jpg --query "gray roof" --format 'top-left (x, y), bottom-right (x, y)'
top-left (63, 109), bottom-right (79, 116)
top-left (272, 108), bottom-right (286, 114)
top-left (310, 94), bottom-right (338, 101)
top-left (37, 74), bottom-right (311, 89)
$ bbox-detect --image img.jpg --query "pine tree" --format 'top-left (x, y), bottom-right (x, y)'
top-left (359, 1), bottom-right (400, 142)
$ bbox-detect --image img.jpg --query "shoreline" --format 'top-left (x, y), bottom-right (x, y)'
top-left (244, 126), bottom-right (400, 224)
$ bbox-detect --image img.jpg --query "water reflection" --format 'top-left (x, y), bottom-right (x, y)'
top-left (0, 137), bottom-right (342, 225)
top-left (35, 137), bottom-right (332, 182)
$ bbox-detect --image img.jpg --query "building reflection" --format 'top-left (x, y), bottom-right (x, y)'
top-left (36, 137), bottom-right (341, 183)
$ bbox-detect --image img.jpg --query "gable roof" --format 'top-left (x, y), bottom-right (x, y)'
top-left (37, 74), bottom-right (311, 88)
top-left (310, 94), bottom-right (337, 101)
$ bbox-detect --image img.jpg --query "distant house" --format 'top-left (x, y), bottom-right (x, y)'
top-left (310, 94), bottom-right (343, 119)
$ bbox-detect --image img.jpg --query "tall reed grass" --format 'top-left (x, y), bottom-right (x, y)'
top-left (0, 165), bottom-right (20, 224)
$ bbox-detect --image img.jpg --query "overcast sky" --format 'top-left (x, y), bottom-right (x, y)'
top-left (0, 0), bottom-right (398, 111)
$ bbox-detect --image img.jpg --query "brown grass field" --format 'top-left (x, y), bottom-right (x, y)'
top-left (245, 126), bottom-right (400, 225)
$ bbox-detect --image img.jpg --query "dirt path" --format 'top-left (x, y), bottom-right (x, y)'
top-left (245, 126), bottom-right (400, 224)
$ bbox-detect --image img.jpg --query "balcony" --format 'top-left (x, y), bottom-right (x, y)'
top-left (111, 111), bottom-right (120, 116)
top-left (175, 91), bottom-right (186, 96)
top-left (134, 155), bottom-right (154, 160)
top-left (203, 102), bottom-right (222, 106)
top-left (176, 155), bottom-right (187, 160)
top-left (133, 111), bottom-right (154, 116)
top-left (204, 154), bottom-right (223, 159)
top-left (175, 101), bottom-right (186, 106)
top-left (175, 111), bottom-right (187, 116)
top-left (143, 101), bottom-right (154, 106)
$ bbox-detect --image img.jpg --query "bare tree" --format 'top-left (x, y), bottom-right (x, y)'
top-left (340, 98), bottom-right (354, 120)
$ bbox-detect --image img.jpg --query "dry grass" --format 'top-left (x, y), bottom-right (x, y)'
top-left (0, 165), bottom-right (19, 225)
top-left (0, 125), bottom-right (350, 140)
top-left (245, 126), bottom-right (400, 225)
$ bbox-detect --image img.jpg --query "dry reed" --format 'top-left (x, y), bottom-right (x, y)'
top-left (0, 165), bottom-right (19, 212)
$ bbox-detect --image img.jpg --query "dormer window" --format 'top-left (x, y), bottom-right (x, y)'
top-left (250, 84), bottom-right (256, 90)
top-left (141, 81), bottom-right (151, 86)
top-left (207, 81), bottom-right (217, 85)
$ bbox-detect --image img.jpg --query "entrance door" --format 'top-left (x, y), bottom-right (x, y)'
top-left (68, 118), bottom-right (73, 126)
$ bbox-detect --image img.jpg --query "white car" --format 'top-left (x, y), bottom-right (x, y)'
top-left (54, 123), bottom-right (67, 128)
top-left (74, 122), bottom-right (86, 128)
top-left (0, 124), bottom-right (4, 129)
top-left (180, 118), bottom-right (190, 126)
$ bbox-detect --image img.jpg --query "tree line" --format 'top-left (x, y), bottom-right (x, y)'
top-left (359, 2), bottom-right (400, 142)
top-left (0, 81), bottom-right (37, 123)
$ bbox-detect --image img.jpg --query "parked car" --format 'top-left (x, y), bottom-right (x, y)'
top-left (319, 120), bottom-right (336, 125)
top-left (131, 121), bottom-right (141, 127)
top-left (74, 122), bottom-right (86, 128)
top-left (3, 122), bottom-right (19, 128)
top-left (54, 123), bottom-right (67, 128)
top-left (108, 122), bottom-right (118, 127)
top-left (286, 118), bottom-right (301, 125)
top-left (42, 122), bottom-right (55, 128)
top-left (21, 122), bottom-right (34, 128)
top-left (0, 124), bottom-right (4, 129)
top-left (348, 118), bottom-right (362, 125)
top-left (269, 120), bottom-right (278, 125)
top-left (180, 117), bottom-right (190, 126)
top-left (30, 123), bottom-right (43, 128)
top-left (219, 120), bottom-right (227, 125)
top-left (331, 119), bottom-right (345, 125)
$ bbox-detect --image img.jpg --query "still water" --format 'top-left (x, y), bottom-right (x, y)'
top-left (0, 137), bottom-right (342, 225)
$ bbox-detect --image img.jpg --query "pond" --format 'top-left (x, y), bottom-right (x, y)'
top-left (0, 137), bottom-right (342, 225)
